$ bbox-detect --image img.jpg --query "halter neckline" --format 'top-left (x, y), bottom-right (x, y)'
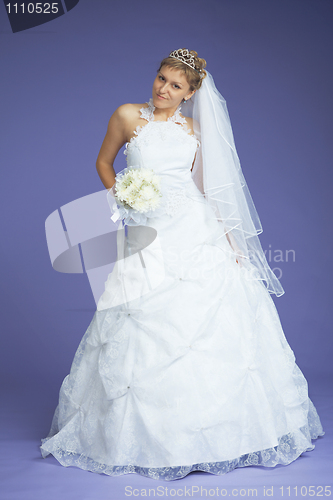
top-left (140, 99), bottom-right (187, 126)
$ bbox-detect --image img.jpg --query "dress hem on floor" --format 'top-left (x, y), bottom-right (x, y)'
top-left (40, 412), bottom-right (325, 481)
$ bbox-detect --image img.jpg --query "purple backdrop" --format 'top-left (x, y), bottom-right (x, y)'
top-left (1, 1), bottom-right (332, 498)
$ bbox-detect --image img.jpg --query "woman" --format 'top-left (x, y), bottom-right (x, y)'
top-left (40, 49), bottom-right (324, 481)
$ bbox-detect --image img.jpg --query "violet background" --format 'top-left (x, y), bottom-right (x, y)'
top-left (0, 1), bottom-right (332, 499)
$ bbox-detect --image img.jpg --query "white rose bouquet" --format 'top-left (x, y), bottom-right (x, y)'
top-left (108, 166), bottom-right (163, 225)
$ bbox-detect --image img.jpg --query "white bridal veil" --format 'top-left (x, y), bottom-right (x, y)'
top-left (182, 71), bottom-right (284, 297)
top-left (45, 70), bottom-right (284, 307)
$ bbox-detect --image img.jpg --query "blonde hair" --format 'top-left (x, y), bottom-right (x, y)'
top-left (158, 49), bottom-right (207, 91)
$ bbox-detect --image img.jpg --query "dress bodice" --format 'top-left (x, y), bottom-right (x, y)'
top-left (124, 99), bottom-right (199, 190)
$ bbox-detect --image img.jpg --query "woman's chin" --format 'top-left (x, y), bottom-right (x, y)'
top-left (153, 99), bottom-right (168, 108)
top-left (153, 95), bottom-right (168, 107)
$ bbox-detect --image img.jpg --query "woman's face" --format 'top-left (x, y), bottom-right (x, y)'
top-left (152, 65), bottom-right (195, 110)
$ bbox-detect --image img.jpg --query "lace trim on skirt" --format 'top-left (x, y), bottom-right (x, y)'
top-left (41, 399), bottom-right (324, 481)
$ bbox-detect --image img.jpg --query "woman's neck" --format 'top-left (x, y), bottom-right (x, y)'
top-left (149, 99), bottom-right (181, 121)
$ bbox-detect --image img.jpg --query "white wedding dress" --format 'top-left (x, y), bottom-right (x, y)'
top-left (40, 102), bottom-right (324, 481)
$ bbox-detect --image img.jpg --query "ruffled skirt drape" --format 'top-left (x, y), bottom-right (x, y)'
top-left (41, 184), bottom-right (324, 480)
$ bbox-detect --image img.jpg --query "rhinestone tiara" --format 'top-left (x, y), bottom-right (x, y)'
top-left (169, 48), bottom-right (197, 71)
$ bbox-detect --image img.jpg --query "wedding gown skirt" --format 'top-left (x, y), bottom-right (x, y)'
top-left (40, 108), bottom-right (324, 481)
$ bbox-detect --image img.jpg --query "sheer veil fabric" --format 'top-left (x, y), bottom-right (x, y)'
top-left (183, 71), bottom-right (284, 297)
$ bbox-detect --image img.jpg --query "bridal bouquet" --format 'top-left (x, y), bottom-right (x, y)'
top-left (108, 166), bottom-right (163, 225)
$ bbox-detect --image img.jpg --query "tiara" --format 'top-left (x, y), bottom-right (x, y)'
top-left (169, 48), bottom-right (197, 71)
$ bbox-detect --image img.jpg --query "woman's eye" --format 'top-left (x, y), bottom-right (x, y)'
top-left (159, 75), bottom-right (164, 81)
top-left (174, 85), bottom-right (180, 89)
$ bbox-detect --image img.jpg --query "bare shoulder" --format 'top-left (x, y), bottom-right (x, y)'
top-left (184, 116), bottom-right (194, 128)
top-left (113, 103), bottom-right (145, 122)
top-left (183, 116), bottom-right (199, 134)
top-left (108, 103), bottom-right (148, 142)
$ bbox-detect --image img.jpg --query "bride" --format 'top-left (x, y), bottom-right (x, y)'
top-left (40, 48), bottom-right (324, 481)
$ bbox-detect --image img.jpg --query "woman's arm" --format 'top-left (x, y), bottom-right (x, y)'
top-left (185, 116), bottom-right (199, 173)
top-left (191, 155), bottom-right (196, 171)
top-left (96, 104), bottom-right (133, 189)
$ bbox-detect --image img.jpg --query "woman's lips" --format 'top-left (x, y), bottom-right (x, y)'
top-left (157, 94), bottom-right (166, 99)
